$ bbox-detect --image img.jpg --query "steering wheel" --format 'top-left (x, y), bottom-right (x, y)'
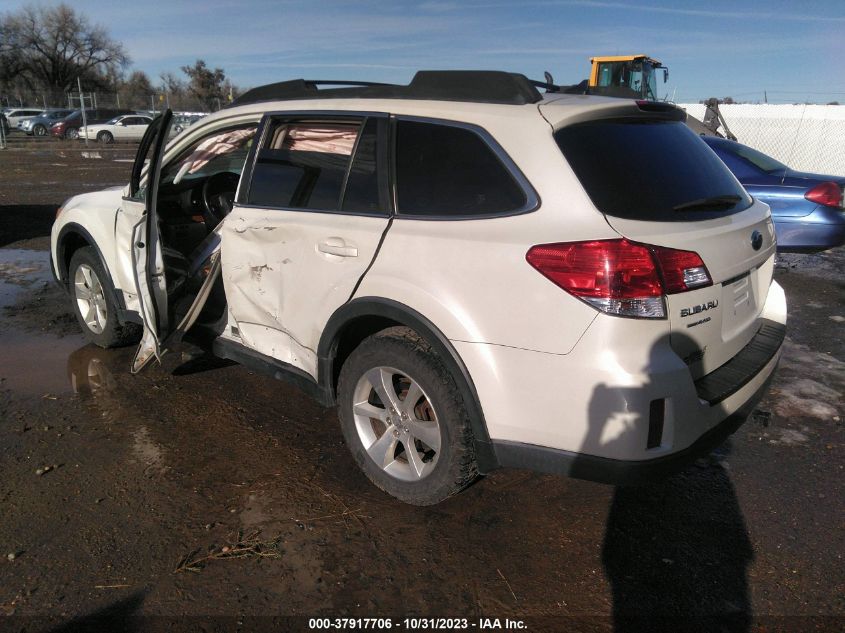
top-left (202, 171), bottom-right (240, 227)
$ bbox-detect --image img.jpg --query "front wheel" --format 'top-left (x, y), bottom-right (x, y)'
top-left (337, 327), bottom-right (478, 505)
top-left (68, 247), bottom-right (140, 348)
top-left (33, 124), bottom-right (47, 136)
top-left (65, 127), bottom-right (79, 140)
top-left (97, 131), bottom-right (113, 144)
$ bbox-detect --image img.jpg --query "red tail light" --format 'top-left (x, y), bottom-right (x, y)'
top-left (650, 246), bottom-right (712, 294)
top-left (804, 182), bottom-right (843, 208)
top-left (526, 239), bottom-right (712, 319)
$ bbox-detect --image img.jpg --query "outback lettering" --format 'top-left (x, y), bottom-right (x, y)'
top-left (686, 316), bottom-right (712, 329)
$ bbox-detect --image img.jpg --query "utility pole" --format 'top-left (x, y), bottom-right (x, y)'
top-left (764, 90), bottom-right (768, 104)
top-left (78, 77), bottom-right (89, 148)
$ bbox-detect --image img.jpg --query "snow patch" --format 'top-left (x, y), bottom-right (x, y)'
top-left (770, 340), bottom-right (843, 420)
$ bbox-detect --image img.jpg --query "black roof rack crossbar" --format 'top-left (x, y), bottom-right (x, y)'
top-left (230, 71), bottom-right (545, 107)
top-left (302, 80), bottom-right (395, 88)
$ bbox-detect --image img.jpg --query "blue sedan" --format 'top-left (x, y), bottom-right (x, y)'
top-left (703, 136), bottom-right (845, 252)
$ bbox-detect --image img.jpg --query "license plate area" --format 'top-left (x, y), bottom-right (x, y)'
top-left (721, 269), bottom-right (757, 340)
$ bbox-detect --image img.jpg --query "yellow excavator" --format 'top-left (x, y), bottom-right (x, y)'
top-left (587, 54), bottom-right (669, 100)
top-left (543, 54), bottom-right (735, 139)
top-left (582, 55), bottom-right (735, 139)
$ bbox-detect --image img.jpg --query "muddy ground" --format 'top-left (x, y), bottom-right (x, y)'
top-left (0, 134), bottom-right (843, 632)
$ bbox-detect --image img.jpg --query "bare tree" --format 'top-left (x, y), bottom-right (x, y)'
top-left (0, 3), bottom-right (129, 95)
top-left (160, 71), bottom-right (186, 97)
top-left (181, 59), bottom-right (227, 111)
top-left (119, 70), bottom-right (154, 109)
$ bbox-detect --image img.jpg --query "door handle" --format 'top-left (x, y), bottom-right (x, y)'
top-left (318, 239), bottom-right (358, 258)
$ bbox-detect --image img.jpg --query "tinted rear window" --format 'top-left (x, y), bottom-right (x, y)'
top-left (555, 120), bottom-right (752, 221)
top-left (396, 120), bottom-right (527, 217)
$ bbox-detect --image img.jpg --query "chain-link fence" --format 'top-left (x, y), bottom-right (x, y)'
top-left (1, 89), bottom-right (215, 114)
top-left (681, 103), bottom-right (845, 177)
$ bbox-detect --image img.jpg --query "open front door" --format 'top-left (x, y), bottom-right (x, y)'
top-left (129, 109), bottom-right (173, 373)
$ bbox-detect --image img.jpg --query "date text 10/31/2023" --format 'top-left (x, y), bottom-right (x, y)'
top-left (308, 618), bottom-right (527, 630)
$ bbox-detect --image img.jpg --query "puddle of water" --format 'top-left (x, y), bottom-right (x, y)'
top-left (0, 249), bottom-right (89, 396)
top-left (132, 426), bottom-right (168, 476)
top-left (241, 491), bottom-right (276, 531)
top-left (0, 327), bottom-right (87, 396)
top-left (0, 249), bottom-right (54, 309)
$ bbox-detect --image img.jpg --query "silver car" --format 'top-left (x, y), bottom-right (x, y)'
top-left (22, 109), bottom-right (74, 136)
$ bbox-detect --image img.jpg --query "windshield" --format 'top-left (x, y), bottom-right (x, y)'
top-left (727, 143), bottom-right (788, 173)
top-left (164, 126), bottom-right (257, 186)
top-left (595, 60), bottom-right (658, 99)
top-left (106, 116), bottom-right (122, 125)
top-left (641, 62), bottom-right (658, 100)
top-left (555, 119), bottom-right (752, 221)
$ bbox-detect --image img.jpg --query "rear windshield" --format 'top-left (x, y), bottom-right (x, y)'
top-left (555, 119), bottom-right (752, 221)
top-left (722, 141), bottom-right (788, 173)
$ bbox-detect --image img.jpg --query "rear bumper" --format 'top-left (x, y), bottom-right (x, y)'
top-left (454, 280), bottom-right (787, 481)
top-left (491, 325), bottom-right (782, 485)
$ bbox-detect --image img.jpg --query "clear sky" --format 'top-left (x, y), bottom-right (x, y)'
top-left (7, 0), bottom-right (845, 103)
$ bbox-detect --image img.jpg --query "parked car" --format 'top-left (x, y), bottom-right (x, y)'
top-left (4, 107), bottom-right (43, 130)
top-left (81, 114), bottom-right (153, 143)
top-left (21, 109), bottom-right (74, 136)
top-left (50, 109), bottom-right (135, 139)
top-left (703, 136), bottom-right (845, 252)
top-left (173, 113), bottom-right (206, 134)
top-left (51, 72), bottom-right (786, 505)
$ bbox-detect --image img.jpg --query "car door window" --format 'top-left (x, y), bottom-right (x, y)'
top-left (341, 118), bottom-right (388, 214)
top-left (247, 120), bottom-right (362, 211)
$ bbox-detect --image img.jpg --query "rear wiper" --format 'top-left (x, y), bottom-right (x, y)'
top-left (673, 194), bottom-right (741, 212)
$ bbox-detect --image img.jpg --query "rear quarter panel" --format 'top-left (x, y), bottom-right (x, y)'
top-left (356, 108), bottom-right (617, 354)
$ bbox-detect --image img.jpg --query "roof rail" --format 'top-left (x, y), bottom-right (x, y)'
top-left (230, 71), bottom-right (544, 107)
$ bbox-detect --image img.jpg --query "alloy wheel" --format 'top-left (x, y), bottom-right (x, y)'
top-left (352, 366), bottom-right (442, 482)
top-left (74, 264), bottom-right (108, 334)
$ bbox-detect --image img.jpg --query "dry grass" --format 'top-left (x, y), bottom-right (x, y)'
top-left (174, 529), bottom-right (283, 573)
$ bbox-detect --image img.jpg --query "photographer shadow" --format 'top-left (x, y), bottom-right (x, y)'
top-left (578, 332), bottom-right (754, 632)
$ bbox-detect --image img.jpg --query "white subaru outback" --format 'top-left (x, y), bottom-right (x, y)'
top-left (51, 71), bottom-right (787, 505)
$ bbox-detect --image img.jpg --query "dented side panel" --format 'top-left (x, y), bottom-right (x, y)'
top-left (220, 206), bottom-right (389, 378)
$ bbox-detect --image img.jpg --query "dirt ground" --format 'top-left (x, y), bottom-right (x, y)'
top-left (0, 134), bottom-right (843, 633)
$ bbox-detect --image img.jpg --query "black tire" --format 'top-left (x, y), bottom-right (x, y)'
top-left (66, 127), bottom-right (79, 140)
top-left (33, 124), bottom-right (47, 136)
top-left (67, 247), bottom-right (141, 348)
top-left (337, 326), bottom-right (477, 505)
top-left (97, 131), bottom-right (113, 144)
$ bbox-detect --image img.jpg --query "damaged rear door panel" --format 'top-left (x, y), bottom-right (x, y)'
top-left (221, 113), bottom-right (392, 378)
